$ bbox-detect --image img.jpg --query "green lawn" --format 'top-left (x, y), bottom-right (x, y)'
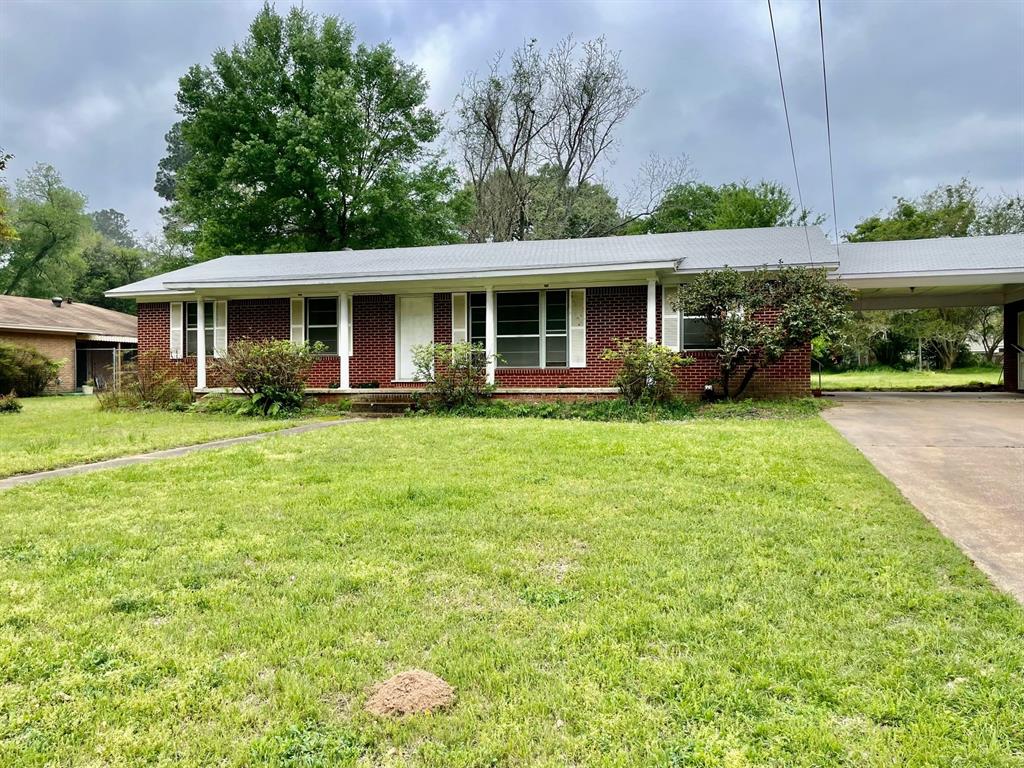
top-left (1, 417), bottom-right (1021, 766)
top-left (815, 365), bottom-right (1003, 391)
top-left (0, 396), bottom-right (319, 478)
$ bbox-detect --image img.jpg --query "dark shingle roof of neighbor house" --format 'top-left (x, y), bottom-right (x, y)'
top-left (0, 295), bottom-right (137, 339)
top-left (836, 233), bottom-right (1024, 277)
top-left (107, 226), bottom-right (837, 296)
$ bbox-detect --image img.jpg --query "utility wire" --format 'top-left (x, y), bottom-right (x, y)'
top-left (818, 0), bottom-right (841, 258)
top-left (767, 0), bottom-right (814, 263)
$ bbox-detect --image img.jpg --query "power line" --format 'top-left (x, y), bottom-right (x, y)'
top-left (767, 0), bottom-right (814, 263)
top-left (818, 0), bottom-right (840, 257)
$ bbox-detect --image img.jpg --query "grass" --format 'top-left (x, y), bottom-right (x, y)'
top-left (815, 364), bottom-right (1003, 391)
top-left (0, 396), bottom-right (326, 478)
top-left (1, 417), bottom-right (1021, 766)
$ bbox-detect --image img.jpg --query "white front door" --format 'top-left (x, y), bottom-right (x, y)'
top-left (397, 295), bottom-right (434, 381)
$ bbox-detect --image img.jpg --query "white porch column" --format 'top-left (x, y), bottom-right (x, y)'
top-left (338, 292), bottom-right (350, 389)
top-left (485, 286), bottom-right (496, 385)
top-left (646, 278), bottom-right (657, 343)
top-left (195, 296), bottom-right (207, 390)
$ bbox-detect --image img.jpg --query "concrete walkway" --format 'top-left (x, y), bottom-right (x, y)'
top-left (822, 392), bottom-right (1024, 601)
top-left (0, 418), bottom-right (364, 491)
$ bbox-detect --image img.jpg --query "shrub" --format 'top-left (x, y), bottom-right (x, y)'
top-left (96, 351), bottom-right (191, 410)
top-left (0, 390), bottom-right (22, 413)
top-left (214, 339), bottom-right (320, 416)
top-left (0, 342), bottom-right (61, 396)
top-left (411, 341), bottom-right (495, 410)
top-left (601, 339), bottom-right (691, 404)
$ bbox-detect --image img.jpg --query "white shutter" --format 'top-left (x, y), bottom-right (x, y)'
top-left (662, 285), bottom-right (680, 352)
top-left (290, 298), bottom-right (305, 345)
top-left (451, 293), bottom-right (468, 343)
top-left (348, 295), bottom-right (353, 355)
top-left (568, 289), bottom-right (586, 368)
top-left (169, 302), bottom-right (183, 359)
top-left (213, 301), bottom-right (228, 358)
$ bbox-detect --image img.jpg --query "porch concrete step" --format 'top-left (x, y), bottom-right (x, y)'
top-left (348, 400), bottom-right (414, 416)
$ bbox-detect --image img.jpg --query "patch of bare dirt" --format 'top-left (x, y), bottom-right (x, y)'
top-left (365, 670), bottom-right (455, 717)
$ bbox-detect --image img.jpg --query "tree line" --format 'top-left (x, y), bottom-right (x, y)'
top-left (1, 1), bottom-right (1021, 371)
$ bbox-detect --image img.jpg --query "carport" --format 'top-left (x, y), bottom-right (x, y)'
top-left (835, 233), bottom-right (1024, 391)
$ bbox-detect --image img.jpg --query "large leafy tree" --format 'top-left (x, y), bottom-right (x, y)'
top-left (626, 180), bottom-right (819, 235)
top-left (158, 4), bottom-right (459, 258)
top-left (1, 164), bottom-right (88, 297)
top-left (680, 266), bottom-right (853, 399)
top-left (70, 232), bottom-right (150, 313)
top-left (847, 178), bottom-right (1024, 242)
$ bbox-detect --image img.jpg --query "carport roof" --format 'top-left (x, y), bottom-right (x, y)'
top-left (836, 234), bottom-right (1023, 278)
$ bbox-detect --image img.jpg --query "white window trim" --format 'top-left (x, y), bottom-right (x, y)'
top-left (184, 300), bottom-right (214, 358)
top-left (495, 289), bottom-right (568, 369)
top-left (663, 285), bottom-right (716, 351)
top-left (305, 296), bottom-right (340, 356)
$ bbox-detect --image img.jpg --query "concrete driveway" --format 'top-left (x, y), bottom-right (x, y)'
top-left (822, 392), bottom-right (1024, 602)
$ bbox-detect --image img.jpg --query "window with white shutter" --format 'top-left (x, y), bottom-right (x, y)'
top-left (568, 289), bottom-right (586, 367)
top-left (662, 286), bottom-right (679, 351)
top-left (169, 302), bottom-right (184, 359)
top-left (213, 301), bottom-right (228, 358)
top-left (451, 293), bottom-right (467, 343)
top-left (290, 298), bottom-right (305, 345)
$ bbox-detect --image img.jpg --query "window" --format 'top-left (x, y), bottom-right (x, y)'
top-left (185, 301), bottom-right (214, 357)
top-left (681, 315), bottom-right (715, 350)
top-left (496, 290), bottom-right (567, 368)
top-left (468, 292), bottom-right (486, 348)
top-left (306, 297), bottom-right (338, 354)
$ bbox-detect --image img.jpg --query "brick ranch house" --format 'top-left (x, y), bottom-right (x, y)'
top-left (107, 227), bottom-right (1024, 398)
top-left (0, 295), bottom-right (137, 392)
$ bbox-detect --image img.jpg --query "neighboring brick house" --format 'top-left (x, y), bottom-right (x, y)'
top-left (108, 227), bottom-right (1024, 398)
top-left (0, 295), bottom-right (138, 393)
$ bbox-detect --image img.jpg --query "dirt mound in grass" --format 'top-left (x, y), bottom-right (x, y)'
top-left (365, 670), bottom-right (455, 716)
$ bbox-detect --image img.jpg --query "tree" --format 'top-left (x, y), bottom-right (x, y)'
top-left (158, 4), bottom-right (458, 258)
top-left (0, 148), bottom-right (17, 246)
top-left (89, 209), bottom-right (138, 248)
top-left (975, 306), bottom-right (1003, 363)
top-left (625, 180), bottom-right (820, 235)
top-left (1, 164), bottom-right (88, 297)
top-left (680, 266), bottom-right (853, 399)
top-left (454, 36), bottom-right (642, 242)
top-left (846, 178), bottom-right (1024, 242)
top-left (70, 232), bottom-right (150, 313)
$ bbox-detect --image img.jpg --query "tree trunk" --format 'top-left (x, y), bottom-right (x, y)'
top-left (732, 364), bottom-right (760, 399)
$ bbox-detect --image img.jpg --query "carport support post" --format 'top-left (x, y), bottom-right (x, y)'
top-left (196, 296), bottom-right (206, 391)
top-left (485, 287), bottom-right (496, 385)
top-left (646, 278), bottom-right (657, 343)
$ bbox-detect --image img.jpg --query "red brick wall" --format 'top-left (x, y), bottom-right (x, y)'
top-left (350, 294), bottom-right (397, 387)
top-left (137, 288), bottom-right (811, 397)
top-left (228, 298), bottom-right (289, 344)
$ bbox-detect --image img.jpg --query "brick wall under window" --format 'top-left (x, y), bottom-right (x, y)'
top-left (136, 287), bottom-right (811, 397)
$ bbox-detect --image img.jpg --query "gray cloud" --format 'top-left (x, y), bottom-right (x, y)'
top-left (1, 0), bottom-right (1021, 240)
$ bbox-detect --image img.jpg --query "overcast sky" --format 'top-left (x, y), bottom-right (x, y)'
top-left (2, 0), bottom-right (1022, 243)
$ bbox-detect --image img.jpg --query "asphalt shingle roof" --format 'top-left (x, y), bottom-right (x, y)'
top-left (836, 234), bottom-right (1023, 276)
top-left (0, 295), bottom-right (137, 338)
top-left (108, 227), bottom-right (836, 296)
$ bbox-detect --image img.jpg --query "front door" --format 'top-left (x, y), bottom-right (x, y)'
top-left (397, 295), bottom-right (434, 381)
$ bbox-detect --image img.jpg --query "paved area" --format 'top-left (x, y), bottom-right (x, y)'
top-left (822, 392), bottom-right (1024, 601)
top-left (0, 418), bottom-right (363, 491)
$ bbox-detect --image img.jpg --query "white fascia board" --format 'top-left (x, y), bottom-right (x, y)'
top-left (837, 270), bottom-right (1024, 289)
top-left (159, 260), bottom-right (677, 291)
top-left (0, 323), bottom-right (99, 336)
